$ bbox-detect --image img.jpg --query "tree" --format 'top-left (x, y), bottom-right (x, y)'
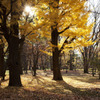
top-left (0, 0), bottom-right (25, 86)
top-left (33, 0), bottom-right (93, 80)
top-left (31, 42), bottom-right (40, 76)
top-left (0, 0), bottom-right (37, 86)
top-left (7, 0), bottom-right (24, 86)
top-left (0, 0), bottom-right (94, 83)
top-left (80, 0), bottom-right (100, 73)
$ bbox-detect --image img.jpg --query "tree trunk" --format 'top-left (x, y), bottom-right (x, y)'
top-left (7, 1), bottom-right (23, 86)
top-left (69, 50), bottom-right (74, 70)
top-left (52, 48), bottom-right (62, 80)
top-left (19, 40), bottom-right (24, 74)
top-left (0, 43), bottom-right (5, 80)
top-left (32, 66), bottom-right (36, 76)
top-left (8, 37), bottom-right (22, 86)
top-left (51, 27), bottom-right (63, 80)
top-left (84, 59), bottom-right (88, 73)
top-left (50, 56), bottom-right (53, 71)
top-left (83, 47), bottom-right (89, 73)
top-left (41, 55), bottom-right (45, 70)
top-left (99, 72), bottom-right (100, 80)
top-left (84, 65), bottom-right (88, 73)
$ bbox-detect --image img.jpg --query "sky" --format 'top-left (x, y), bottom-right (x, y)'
top-left (87, 0), bottom-right (100, 11)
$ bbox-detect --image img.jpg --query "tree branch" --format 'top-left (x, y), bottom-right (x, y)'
top-left (59, 36), bottom-right (76, 53)
top-left (25, 30), bottom-right (32, 37)
top-left (89, 11), bottom-right (100, 14)
top-left (58, 25), bottom-right (70, 34)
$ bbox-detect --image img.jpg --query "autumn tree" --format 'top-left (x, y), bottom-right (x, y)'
top-left (0, 0), bottom-right (34, 86)
top-left (0, 0), bottom-right (44, 86)
top-left (80, 0), bottom-right (100, 73)
top-left (0, 0), bottom-right (94, 84)
top-left (31, 0), bottom-right (93, 80)
top-left (19, 0), bottom-right (94, 80)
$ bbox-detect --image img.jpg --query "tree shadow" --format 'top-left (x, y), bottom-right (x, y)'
top-left (29, 76), bottom-right (100, 99)
top-left (0, 85), bottom-right (67, 100)
top-left (56, 80), bottom-right (100, 98)
top-left (62, 71), bottom-right (100, 84)
top-left (0, 76), bottom-right (100, 100)
top-left (29, 76), bottom-right (46, 85)
top-left (68, 76), bottom-right (100, 84)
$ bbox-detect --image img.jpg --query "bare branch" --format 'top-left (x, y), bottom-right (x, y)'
top-left (59, 36), bottom-right (76, 53)
top-left (88, 10), bottom-right (100, 15)
top-left (58, 25), bottom-right (70, 34)
top-left (25, 30), bottom-right (32, 37)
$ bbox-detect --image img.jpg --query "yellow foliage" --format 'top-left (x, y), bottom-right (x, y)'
top-left (26, 0), bottom-right (93, 54)
top-left (40, 49), bottom-right (52, 56)
top-left (2, 0), bottom-right (93, 54)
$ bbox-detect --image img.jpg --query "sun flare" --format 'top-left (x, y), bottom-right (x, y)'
top-left (25, 6), bottom-right (31, 13)
top-left (24, 5), bottom-right (35, 16)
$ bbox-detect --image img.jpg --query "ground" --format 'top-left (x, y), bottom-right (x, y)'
top-left (0, 70), bottom-right (100, 100)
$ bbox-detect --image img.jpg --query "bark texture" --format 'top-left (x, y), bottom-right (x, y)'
top-left (51, 27), bottom-right (63, 80)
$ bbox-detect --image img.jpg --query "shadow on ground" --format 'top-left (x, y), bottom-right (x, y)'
top-left (61, 70), bottom-right (100, 84)
top-left (28, 76), bottom-right (100, 99)
top-left (0, 72), bottom-right (100, 100)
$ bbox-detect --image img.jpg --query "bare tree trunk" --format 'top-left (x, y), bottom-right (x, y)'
top-left (99, 72), bottom-right (100, 80)
top-left (8, 36), bottom-right (22, 86)
top-left (84, 61), bottom-right (88, 73)
top-left (32, 43), bottom-right (39, 76)
top-left (50, 56), bottom-right (53, 71)
top-left (83, 47), bottom-right (89, 73)
top-left (41, 55), bottom-right (45, 70)
top-left (19, 40), bottom-right (25, 74)
top-left (8, 2), bottom-right (22, 86)
top-left (51, 27), bottom-right (63, 80)
top-left (0, 43), bottom-right (5, 80)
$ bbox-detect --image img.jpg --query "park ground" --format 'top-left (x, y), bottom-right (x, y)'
top-left (0, 70), bottom-right (100, 100)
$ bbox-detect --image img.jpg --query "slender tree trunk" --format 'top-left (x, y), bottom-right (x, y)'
top-left (0, 43), bottom-right (5, 80)
top-left (83, 47), bottom-right (89, 73)
top-left (69, 53), bottom-right (73, 70)
top-left (32, 43), bottom-right (39, 76)
top-left (32, 66), bottom-right (36, 76)
top-left (41, 55), bottom-right (45, 70)
top-left (99, 72), bottom-right (100, 80)
top-left (84, 58), bottom-right (88, 73)
top-left (51, 27), bottom-right (63, 80)
top-left (92, 68), bottom-right (95, 77)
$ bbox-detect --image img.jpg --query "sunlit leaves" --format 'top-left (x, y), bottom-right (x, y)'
top-left (0, 0), bottom-right (94, 55)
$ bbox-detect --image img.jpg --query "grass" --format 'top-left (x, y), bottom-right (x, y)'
top-left (0, 70), bottom-right (100, 100)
